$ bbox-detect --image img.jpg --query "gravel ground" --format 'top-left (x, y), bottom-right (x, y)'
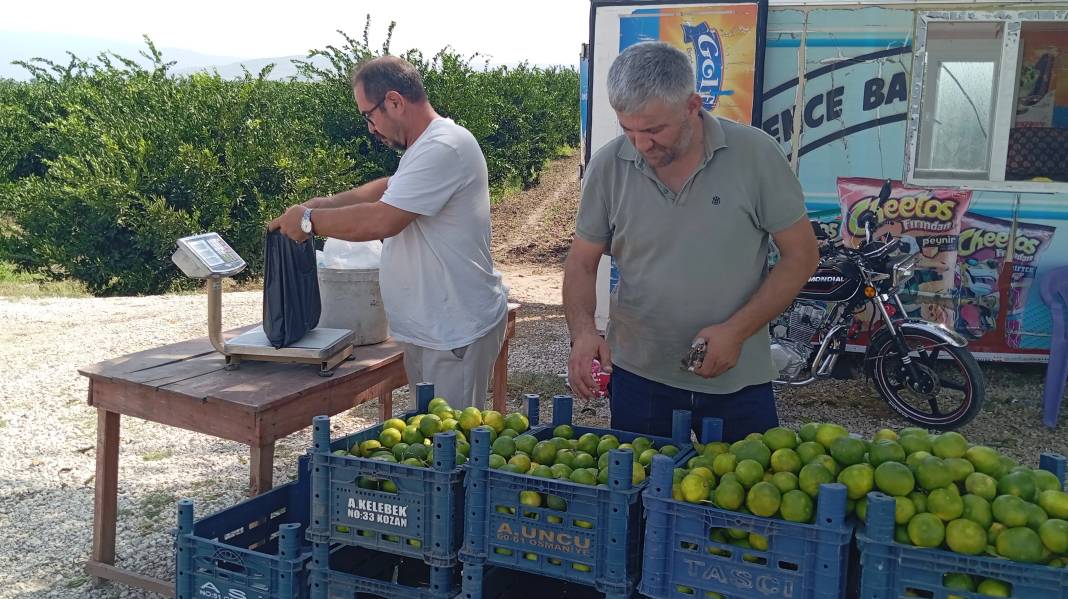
top-left (0, 265), bottom-right (569, 599)
top-left (1, 154), bottom-right (1066, 598)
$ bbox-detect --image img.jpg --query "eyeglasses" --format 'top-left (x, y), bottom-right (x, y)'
top-left (361, 96), bottom-right (387, 125)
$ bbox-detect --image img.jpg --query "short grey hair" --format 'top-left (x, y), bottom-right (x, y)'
top-left (607, 42), bottom-right (694, 113)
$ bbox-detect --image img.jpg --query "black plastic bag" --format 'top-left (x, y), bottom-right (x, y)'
top-left (262, 230), bottom-right (320, 348)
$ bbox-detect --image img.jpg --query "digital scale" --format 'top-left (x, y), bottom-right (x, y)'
top-left (172, 232), bottom-right (355, 376)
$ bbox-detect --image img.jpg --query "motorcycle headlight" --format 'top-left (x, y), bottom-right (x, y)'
top-left (892, 253), bottom-right (920, 287)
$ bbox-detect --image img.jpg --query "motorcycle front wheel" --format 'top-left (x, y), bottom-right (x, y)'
top-left (868, 328), bottom-right (986, 430)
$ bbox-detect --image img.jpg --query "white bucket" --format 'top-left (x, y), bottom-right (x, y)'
top-left (317, 267), bottom-right (389, 346)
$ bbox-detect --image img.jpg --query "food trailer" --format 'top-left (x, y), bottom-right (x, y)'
top-left (582, 0), bottom-right (1068, 362)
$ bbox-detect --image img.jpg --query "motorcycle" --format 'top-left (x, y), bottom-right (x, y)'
top-left (686, 180), bottom-right (986, 430)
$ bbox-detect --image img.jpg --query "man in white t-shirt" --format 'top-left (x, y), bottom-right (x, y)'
top-left (270, 55), bottom-right (509, 409)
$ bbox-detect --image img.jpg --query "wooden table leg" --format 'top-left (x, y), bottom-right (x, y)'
top-left (492, 333), bottom-right (510, 413)
top-left (90, 408), bottom-right (120, 576)
top-left (378, 383), bottom-right (394, 421)
top-left (250, 443), bottom-right (274, 496)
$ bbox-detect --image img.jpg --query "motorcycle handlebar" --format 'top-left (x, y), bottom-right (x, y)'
top-left (818, 237), bottom-right (900, 263)
top-left (861, 241), bottom-right (897, 260)
top-left (878, 179), bottom-right (893, 202)
top-left (860, 179), bottom-right (893, 244)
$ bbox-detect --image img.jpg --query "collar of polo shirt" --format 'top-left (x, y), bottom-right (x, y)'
top-left (617, 110), bottom-right (729, 169)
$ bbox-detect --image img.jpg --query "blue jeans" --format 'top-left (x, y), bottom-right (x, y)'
top-left (608, 366), bottom-right (778, 443)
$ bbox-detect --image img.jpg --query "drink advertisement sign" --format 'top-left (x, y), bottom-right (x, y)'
top-left (618, 2), bottom-right (764, 125)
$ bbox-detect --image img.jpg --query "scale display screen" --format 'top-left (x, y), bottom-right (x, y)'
top-left (173, 233), bottom-right (246, 278)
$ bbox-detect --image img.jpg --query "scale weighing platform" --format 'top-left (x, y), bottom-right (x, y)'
top-left (172, 232), bottom-right (355, 376)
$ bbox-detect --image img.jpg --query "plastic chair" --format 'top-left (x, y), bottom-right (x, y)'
top-left (1040, 266), bottom-right (1068, 428)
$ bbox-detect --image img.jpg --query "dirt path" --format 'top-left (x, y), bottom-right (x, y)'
top-left (492, 153), bottom-right (580, 266)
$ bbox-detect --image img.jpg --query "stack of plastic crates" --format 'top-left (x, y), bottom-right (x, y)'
top-left (305, 383), bottom-right (540, 598)
top-left (459, 395), bottom-right (695, 599)
top-left (639, 419), bottom-right (855, 599)
top-left (858, 452), bottom-right (1068, 599)
top-left (175, 456), bottom-right (314, 599)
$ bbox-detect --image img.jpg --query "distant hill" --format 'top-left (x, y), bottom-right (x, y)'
top-left (174, 55), bottom-right (564, 81)
top-left (0, 31), bottom-right (247, 80)
top-left (174, 55), bottom-right (335, 80)
top-left (1, 31), bottom-right (574, 82)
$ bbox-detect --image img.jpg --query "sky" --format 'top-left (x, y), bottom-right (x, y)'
top-left (1, 0), bottom-right (591, 66)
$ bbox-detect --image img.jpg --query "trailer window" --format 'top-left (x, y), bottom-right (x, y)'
top-left (1005, 22), bottom-right (1068, 183)
top-left (915, 23), bottom-right (1001, 180)
top-left (908, 14), bottom-right (1068, 192)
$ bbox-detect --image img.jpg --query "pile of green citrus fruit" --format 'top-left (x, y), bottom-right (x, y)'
top-left (669, 423), bottom-right (1068, 570)
top-left (670, 425), bottom-right (827, 525)
top-left (861, 427), bottom-right (1067, 568)
top-left (938, 572), bottom-right (1015, 598)
top-left (487, 423), bottom-right (680, 488)
top-left (488, 425), bottom-right (679, 568)
top-left (334, 396), bottom-right (533, 487)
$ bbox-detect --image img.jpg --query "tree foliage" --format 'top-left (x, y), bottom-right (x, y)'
top-left (0, 22), bottom-right (578, 295)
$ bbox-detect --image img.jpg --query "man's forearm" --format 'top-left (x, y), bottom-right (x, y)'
top-left (311, 177), bottom-right (389, 209)
top-left (723, 254), bottom-right (817, 339)
top-left (563, 262), bottom-right (599, 338)
top-left (309, 204), bottom-right (389, 242)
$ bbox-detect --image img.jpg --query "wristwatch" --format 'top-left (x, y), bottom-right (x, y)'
top-left (300, 207), bottom-right (314, 235)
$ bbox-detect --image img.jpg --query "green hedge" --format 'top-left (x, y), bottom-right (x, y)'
top-left (0, 27), bottom-right (578, 295)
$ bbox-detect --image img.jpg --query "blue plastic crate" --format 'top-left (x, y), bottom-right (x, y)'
top-left (858, 452), bottom-right (1068, 599)
top-left (308, 544), bottom-right (460, 599)
top-left (307, 383), bottom-right (540, 567)
top-left (461, 395), bottom-right (695, 599)
top-left (176, 457), bottom-right (312, 599)
top-left (639, 451), bottom-right (854, 599)
top-left (458, 563), bottom-right (615, 598)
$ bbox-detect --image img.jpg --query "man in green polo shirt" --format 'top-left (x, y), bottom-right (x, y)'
top-left (563, 42), bottom-right (820, 442)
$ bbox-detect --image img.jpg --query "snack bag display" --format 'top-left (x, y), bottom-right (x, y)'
top-left (955, 213), bottom-right (1012, 340)
top-left (1005, 221), bottom-right (1056, 348)
top-left (838, 178), bottom-right (972, 328)
top-left (769, 210), bottom-right (840, 267)
top-left (810, 210), bottom-right (843, 243)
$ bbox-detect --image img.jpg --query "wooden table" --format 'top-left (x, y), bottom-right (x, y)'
top-left (78, 304), bottom-right (517, 596)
